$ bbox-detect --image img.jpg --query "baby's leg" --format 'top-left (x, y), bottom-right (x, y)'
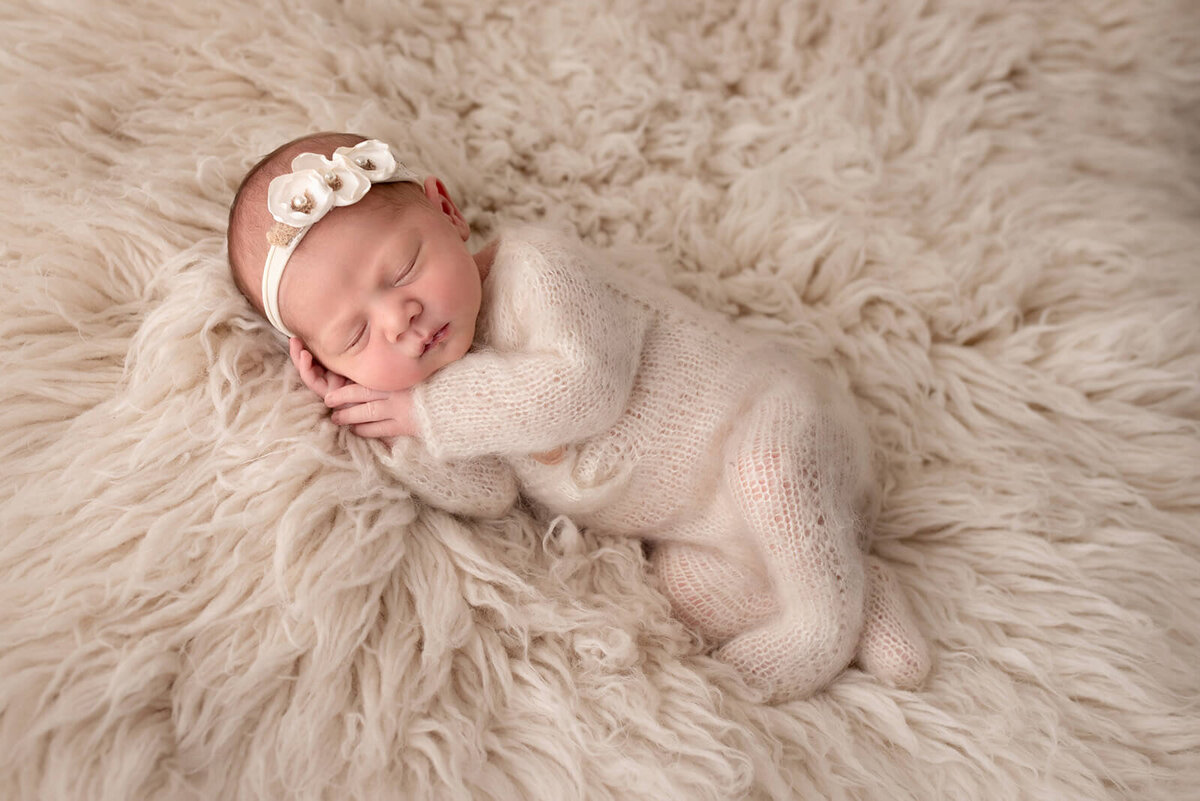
top-left (650, 541), bottom-right (777, 644)
top-left (857, 555), bottom-right (931, 689)
top-left (716, 392), bottom-right (869, 701)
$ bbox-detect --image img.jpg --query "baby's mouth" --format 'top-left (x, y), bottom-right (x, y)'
top-left (421, 324), bottom-right (449, 355)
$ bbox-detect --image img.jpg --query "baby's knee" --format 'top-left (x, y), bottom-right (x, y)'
top-left (716, 598), bottom-right (862, 700)
top-left (650, 543), bottom-right (720, 626)
top-left (649, 543), bottom-right (698, 602)
top-left (650, 542), bottom-right (776, 643)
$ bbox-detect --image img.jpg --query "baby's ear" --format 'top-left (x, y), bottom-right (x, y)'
top-left (424, 177), bottom-right (470, 239)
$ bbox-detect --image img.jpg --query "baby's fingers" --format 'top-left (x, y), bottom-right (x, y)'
top-left (289, 338), bottom-right (328, 396)
top-left (325, 383), bottom-right (388, 409)
top-left (330, 401), bottom-right (390, 427)
top-left (350, 421), bottom-right (406, 440)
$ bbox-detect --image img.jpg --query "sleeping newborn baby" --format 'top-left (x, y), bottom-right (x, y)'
top-left (226, 132), bottom-right (931, 701)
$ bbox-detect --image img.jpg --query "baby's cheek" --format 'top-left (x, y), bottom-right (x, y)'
top-left (361, 356), bottom-right (416, 393)
top-left (326, 356), bottom-right (374, 391)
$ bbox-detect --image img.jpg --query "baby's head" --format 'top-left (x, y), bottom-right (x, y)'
top-left (227, 132), bottom-right (487, 391)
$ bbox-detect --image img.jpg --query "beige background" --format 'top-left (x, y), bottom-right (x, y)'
top-left (1, 0), bottom-right (1198, 798)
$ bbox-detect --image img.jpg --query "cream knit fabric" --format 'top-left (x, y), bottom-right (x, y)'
top-left (407, 226), bottom-right (929, 700)
top-left (378, 438), bottom-right (518, 519)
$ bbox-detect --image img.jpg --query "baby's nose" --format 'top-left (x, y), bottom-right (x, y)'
top-left (382, 298), bottom-right (422, 342)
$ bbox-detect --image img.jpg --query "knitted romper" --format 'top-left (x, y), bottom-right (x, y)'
top-left (393, 225), bottom-right (929, 700)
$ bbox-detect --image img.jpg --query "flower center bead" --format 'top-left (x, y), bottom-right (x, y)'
top-left (323, 171), bottom-right (343, 190)
top-left (289, 192), bottom-right (315, 214)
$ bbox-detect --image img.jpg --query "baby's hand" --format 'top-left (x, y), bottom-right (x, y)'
top-left (290, 337), bottom-right (351, 398)
top-left (324, 383), bottom-right (419, 442)
top-left (290, 337), bottom-right (415, 444)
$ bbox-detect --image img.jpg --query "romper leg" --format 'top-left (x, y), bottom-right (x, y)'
top-left (857, 555), bottom-right (931, 689)
top-left (715, 391), bottom-right (869, 701)
top-left (650, 540), bottom-right (778, 644)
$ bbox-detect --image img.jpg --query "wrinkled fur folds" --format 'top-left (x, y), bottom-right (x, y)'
top-left (1, 0), bottom-right (1198, 799)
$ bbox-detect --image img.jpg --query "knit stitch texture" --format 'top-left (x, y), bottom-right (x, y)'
top-left (411, 226), bottom-right (929, 699)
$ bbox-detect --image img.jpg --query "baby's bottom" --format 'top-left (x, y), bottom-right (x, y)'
top-left (650, 387), bottom-right (929, 701)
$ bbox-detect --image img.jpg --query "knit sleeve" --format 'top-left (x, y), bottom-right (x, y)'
top-left (377, 438), bottom-right (519, 518)
top-left (411, 234), bottom-right (648, 461)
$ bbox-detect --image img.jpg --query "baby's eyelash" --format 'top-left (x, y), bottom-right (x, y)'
top-left (394, 261), bottom-right (415, 285)
top-left (346, 325), bottom-right (366, 351)
top-left (394, 248), bottom-right (420, 285)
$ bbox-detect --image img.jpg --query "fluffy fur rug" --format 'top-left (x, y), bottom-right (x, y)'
top-left (2, 0), bottom-right (1198, 798)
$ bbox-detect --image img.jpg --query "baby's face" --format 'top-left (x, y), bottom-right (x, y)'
top-left (278, 180), bottom-right (484, 392)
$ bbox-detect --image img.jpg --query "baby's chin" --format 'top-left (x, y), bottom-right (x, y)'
top-left (350, 375), bottom-right (421, 393)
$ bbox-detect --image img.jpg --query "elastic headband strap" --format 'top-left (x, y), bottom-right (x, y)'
top-left (262, 226), bottom-right (309, 337)
top-left (260, 139), bottom-right (420, 338)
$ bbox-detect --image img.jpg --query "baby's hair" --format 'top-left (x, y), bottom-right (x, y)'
top-left (226, 132), bottom-right (429, 315)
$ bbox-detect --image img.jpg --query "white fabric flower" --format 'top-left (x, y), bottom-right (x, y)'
top-left (292, 152), bottom-right (372, 206)
top-left (266, 152), bottom-right (371, 227)
top-left (266, 168), bottom-right (336, 227)
top-left (334, 139), bottom-right (402, 182)
top-left (265, 140), bottom-right (419, 228)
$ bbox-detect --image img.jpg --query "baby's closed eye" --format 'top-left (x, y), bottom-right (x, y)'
top-left (344, 324), bottom-right (367, 352)
top-left (393, 249), bottom-right (420, 285)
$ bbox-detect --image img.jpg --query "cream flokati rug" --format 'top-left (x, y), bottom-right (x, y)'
top-left (2, 0), bottom-right (1199, 798)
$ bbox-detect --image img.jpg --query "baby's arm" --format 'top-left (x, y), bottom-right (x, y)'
top-left (412, 237), bottom-right (650, 461)
top-left (377, 439), bottom-right (518, 518)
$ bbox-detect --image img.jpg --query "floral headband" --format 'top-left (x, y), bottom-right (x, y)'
top-left (261, 139), bottom-right (421, 337)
